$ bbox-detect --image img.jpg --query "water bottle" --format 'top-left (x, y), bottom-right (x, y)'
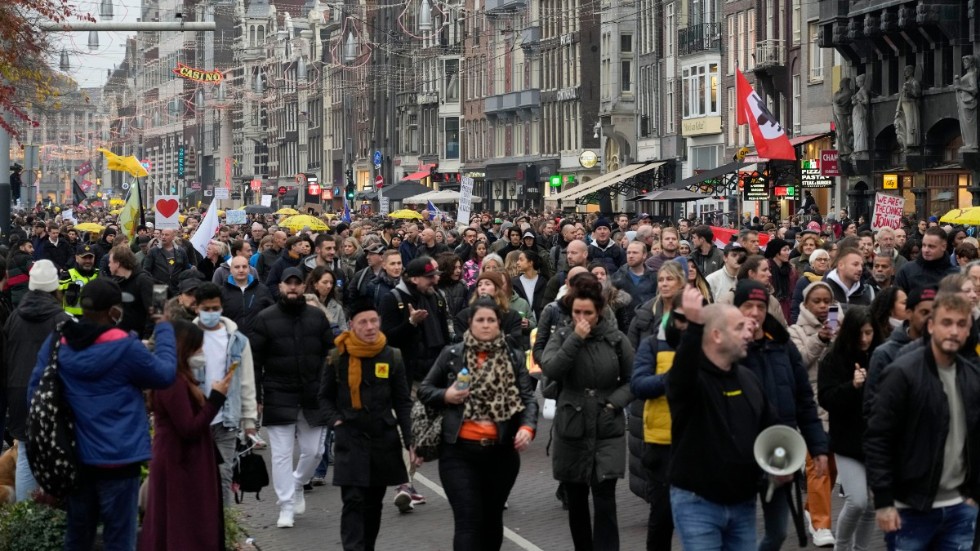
top-left (455, 368), bottom-right (471, 390)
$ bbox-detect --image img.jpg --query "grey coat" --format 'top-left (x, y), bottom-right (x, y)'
top-left (541, 316), bottom-right (634, 484)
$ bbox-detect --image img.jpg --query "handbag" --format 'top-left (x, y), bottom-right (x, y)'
top-left (233, 435), bottom-right (270, 503)
top-left (410, 400), bottom-right (443, 462)
top-left (27, 326), bottom-right (80, 498)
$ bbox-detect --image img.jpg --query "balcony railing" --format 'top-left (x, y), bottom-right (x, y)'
top-left (678, 23), bottom-right (721, 55)
top-left (754, 39), bottom-right (785, 70)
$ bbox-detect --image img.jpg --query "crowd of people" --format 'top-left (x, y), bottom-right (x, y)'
top-left (1, 202), bottom-right (980, 550)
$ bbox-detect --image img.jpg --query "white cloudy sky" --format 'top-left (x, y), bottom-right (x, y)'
top-left (55, 0), bottom-right (141, 89)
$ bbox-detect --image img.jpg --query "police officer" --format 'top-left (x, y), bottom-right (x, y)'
top-left (60, 243), bottom-right (99, 315)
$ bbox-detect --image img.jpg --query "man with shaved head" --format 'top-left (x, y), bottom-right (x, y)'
top-left (666, 287), bottom-right (775, 550)
top-left (543, 239), bottom-right (589, 306)
top-left (417, 227), bottom-right (448, 258)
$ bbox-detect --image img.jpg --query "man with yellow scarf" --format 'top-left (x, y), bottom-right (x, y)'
top-left (321, 297), bottom-right (416, 551)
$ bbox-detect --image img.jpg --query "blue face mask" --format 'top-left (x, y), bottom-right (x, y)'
top-left (199, 310), bottom-right (223, 328)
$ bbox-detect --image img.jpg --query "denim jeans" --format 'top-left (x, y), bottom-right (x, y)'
top-left (438, 441), bottom-right (520, 551)
top-left (670, 486), bottom-right (756, 551)
top-left (884, 502), bottom-right (978, 551)
top-left (759, 484), bottom-right (790, 551)
top-left (65, 474), bottom-right (140, 551)
top-left (211, 425), bottom-right (238, 506)
top-left (15, 441), bottom-right (38, 502)
top-left (315, 428), bottom-right (334, 479)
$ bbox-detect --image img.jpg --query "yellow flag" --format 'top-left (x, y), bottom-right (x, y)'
top-left (98, 148), bottom-right (149, 178)
top-left (117, 185), bottom-right (142, 241)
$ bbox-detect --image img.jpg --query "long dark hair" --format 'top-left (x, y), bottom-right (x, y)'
top-left (869, 287), bottom-right (903, 341)
top-left (828, 306), bottom-right (879, 367)
top-left (306, 266), bottom-right (338, 302)
top-left (169, 320), bottom-right (205, 406)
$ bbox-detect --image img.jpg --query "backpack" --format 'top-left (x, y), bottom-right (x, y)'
top-left (233, 436), bottom-right (269, 503)
top-left (27, 326), bottom-right (79, 499)
top-left (390, 287), bottom-right (458, 343)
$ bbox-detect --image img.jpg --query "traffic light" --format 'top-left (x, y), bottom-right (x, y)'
top-left (346, 182), bottom-right (355, 200)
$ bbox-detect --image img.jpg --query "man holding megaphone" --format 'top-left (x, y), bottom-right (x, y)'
top-left (666, 286), bottom-right (776, 550)
top-left (735, 279), bottom-right (830, 551)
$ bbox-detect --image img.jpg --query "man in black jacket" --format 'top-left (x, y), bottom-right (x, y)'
top-left (39, 222), bottom-right (73, 271)
top-left (736, 280), bottom-right (829, 551)
top-left (142, 229), bottom-right (191, 295)
top-left (865, 292), bottom-right (980, 548)
top-left (220, 255), bottom-right (274, 342)
top-left (667, 287), bottom-right (773, 549)
top-left (250, 267), bottom-right (333, 529)
top-left (895, 226), bottom-right (958, 294)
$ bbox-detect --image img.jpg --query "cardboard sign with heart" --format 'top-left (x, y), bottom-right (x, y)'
top-left (154, 195), bottom-right (181, 230)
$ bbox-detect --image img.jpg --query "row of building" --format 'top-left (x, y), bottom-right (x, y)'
top-left (11, 0), bottom-right (980, 222)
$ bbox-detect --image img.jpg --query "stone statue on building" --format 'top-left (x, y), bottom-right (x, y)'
top-left (852, 73), bottom-right (870, 154)
top-left (955, 55), bottom-right (979, 152)
top-left (895, 65), bottom-right (921, 149)
top-left (833, 78), bottom-right (854, 156)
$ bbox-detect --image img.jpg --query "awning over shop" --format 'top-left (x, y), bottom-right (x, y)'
top-left (547, 162), bottom-right (665, 204)
top-left (402, 189), bottom-right (482, 204)
top-left (401, 163), bottom-right (438, 182)
top-left (669, 161), bottom-right (743, 190)
top-left (376, 181), bottom-right (432, 201)
top-left (632, 188), bottom-right (710, 202)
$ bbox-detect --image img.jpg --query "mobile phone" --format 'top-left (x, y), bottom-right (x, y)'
top-left (827, 305), bottom-right (840, 332)
top-left (151, 284), bottom-right (168, 313)
top-left (228, 361), bottom-right (240, 375)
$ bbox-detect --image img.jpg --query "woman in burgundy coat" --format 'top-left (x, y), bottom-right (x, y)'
top-left (139, 320), bottom-right (233, 551)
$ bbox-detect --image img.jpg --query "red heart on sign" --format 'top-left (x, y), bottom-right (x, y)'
top-left (156, 199), bottom-right (179, 218)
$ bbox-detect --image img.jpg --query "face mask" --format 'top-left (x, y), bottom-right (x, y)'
top-left (199, 310), bottom-right (223, 328)
top-left (189, 352), bottom-right (207, 371)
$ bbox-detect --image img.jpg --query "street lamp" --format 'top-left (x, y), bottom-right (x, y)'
top-left (418, 0), bottom-right (434, 32)
top-left (344, 32), bottom-right (359, 64)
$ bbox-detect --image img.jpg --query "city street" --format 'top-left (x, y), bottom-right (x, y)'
top-left (235, 416), bottom-right (889, 551)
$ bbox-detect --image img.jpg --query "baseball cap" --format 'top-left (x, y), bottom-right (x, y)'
top-left (493, 218), bottom-right (503, 224)
top-left (79, 278), bottom-right (132, 311)
top-left (365, 243), bottom-right (386, 255)
top-left (76, 243), bottom-right (96, 256)
top-left (522, 230), bottom-right (536, 240)
top-left (281, 267), bottom-right (305, 283)
top-left (405, 257), bottom-right (441, 278)
top-left (907, 285), bottom-right (938, 310)
top-left (724, 242), bottom-right (746, 255)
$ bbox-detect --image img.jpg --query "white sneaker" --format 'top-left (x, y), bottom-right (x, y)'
top-left (293, 487), bottom-right (306, 515)
top-left (393, 485), bottom-right (414, 513)
top-left (277, 509), bottom-right (294, 528)
top-left (812, 528), bottom-right (835, 547)
top-left (804, 510), bottom-right (815, 535)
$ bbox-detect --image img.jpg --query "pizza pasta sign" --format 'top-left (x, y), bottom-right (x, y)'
top-left (172, 63), bottom-right (224, 84)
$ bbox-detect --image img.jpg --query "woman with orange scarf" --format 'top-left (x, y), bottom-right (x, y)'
top-left (320, 297), bottom-right (416, 551)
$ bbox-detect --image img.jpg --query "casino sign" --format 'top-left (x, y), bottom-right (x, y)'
top-left (172, 63), bottom-right (224, 84)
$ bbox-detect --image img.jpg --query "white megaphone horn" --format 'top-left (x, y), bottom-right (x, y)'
top-left (753, 425), bottom-right (807, 502)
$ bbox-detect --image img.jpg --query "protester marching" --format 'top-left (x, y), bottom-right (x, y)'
top-left (4, 193), bottom-right (980, 551)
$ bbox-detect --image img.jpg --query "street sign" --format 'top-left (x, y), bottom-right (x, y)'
top-left (883, 174), bottom-right (898, 190)
top-left (278, 186), bottom-right (287, 197)
top-left (820, 150), bottom-right (840, 177)
top-left (373, 151), bottom-right (383, 166)
top-left (801, 159), bottom-right (833, 188)
top-left (250, 179), bottom-right (262, 191)
top-left (375, 174), bottom-right (384, 188)
top-left (214, 187), bottom-right (229, 200)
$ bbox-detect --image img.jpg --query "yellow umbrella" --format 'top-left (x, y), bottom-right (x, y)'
top-left (940, 207), bottom-right (980, 225)
top-left (276, 207), bottom-right (300, 216)
top-left (109, 198), bottom-right (125, 207)
top-left (389, 209), bottom-right (423, 220)
top-left (178, 214), bottom-right (187, 224)
top-left (74, 222), bottom-right (105, 233)
top-left (217, 210), bottom-right (226, 217)
top-left (109, 208), bottom-right (123, 215)
top-left (280, 214), bottom-right (330, 232)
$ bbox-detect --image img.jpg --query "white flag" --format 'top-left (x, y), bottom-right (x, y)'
top-left (190, 204), bottom-right (220, 258)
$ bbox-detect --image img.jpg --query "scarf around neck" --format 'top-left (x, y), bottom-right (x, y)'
top-left (461, 331), bottom-right (524, 423)
top-left (334, 331), bottom-right (388, 409)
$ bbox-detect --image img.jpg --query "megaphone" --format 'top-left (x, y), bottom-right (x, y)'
top-left (754, 425), bottom-right (807, 502)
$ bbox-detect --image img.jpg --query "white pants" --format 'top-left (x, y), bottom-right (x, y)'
top-left (266, 412), bottom-right (325, 511)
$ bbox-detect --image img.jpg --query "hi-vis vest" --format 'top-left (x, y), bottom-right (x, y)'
top-left (643, 348), bottom-right (675, 445)
top-left (60, 268), bottom-right (98, 315)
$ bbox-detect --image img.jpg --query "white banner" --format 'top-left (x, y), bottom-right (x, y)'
top-left (458, 176), bottom-right (474, 228)
top-left (213, 187), bottom-right (229, 200)
top-left (153, 195), bottom-right (181, 230)
top-left (871, 193), bottom-right (905, 230)
top-left (379, 188), bottom-right (390, 216)
top-left (260, 194), bottom-right (272, 207)
top-left (226, 210), bottom-right (247, 225)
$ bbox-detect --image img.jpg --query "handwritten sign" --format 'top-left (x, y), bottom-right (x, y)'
top-left (458, 176), bottom-right (474, 228)
top-left (871, 193), bottom-right (905, 230)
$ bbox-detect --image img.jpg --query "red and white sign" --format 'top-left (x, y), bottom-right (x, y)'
top-left (154, 195), bottom-right (181, 230)
top-left (871, 193), bottom-right (905, 230)
top-left (375, 174), bottom-right (384, 188)
top-left (250, 179), bottom-right (262, 191)
top-left (709, 226), bottom-right (771, 250)
top-left (77, 161), bottom-right (92, 177)
top-left (820, 150), bottom-right (840, 177)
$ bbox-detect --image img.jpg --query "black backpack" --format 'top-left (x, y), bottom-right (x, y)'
top-left (233, 436), bottom-right (270, 503)
top-left (27, 326), bottom-right (80, 498)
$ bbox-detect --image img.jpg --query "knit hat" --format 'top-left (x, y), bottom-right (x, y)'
top-left (679, 240), bottom-right (692, 251)
top-left (28, 260), bottom-right (60, 293)
top-left (103, 227), bottom-right (117, 237)
top-left (593, 218), bottom-right (612, 232)
top-left (807, 221), bottom-right (821, 232)
top-left (929, 216), bottom-right (938, 223)
top-left (907, 285), bottom-right (938, 310)
top-left (348, 296), bottom-right (377, 321)
top-left (764, 238), bottom-right (791, 259)
top-left (733, 279), bottom-right (769, 307)
top-left (801, 281), bottom-right (834, 303)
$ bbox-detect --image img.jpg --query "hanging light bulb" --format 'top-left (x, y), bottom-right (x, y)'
top-left (418, 0), bottom-right (433, 32)
top-left (100, 0), bottom-right (114, 20)
top-left (254, 70), bottom-right (264, 93)
top-left (297, 57), bottom-right (307, 81)
top-left (88, 31), bottom-right (99, 50)
top-left (343, 32), bottom-right (358, 64)
top-left (59, 49), bottom-right (70, 71)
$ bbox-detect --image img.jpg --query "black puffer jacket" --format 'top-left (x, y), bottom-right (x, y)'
top-left (439, 280), bottom-right (470, 319)
top-left (418, 341), bottom-right (538, 445)
top-left (3, 290), bottom-right (71, 440)
top-left (220, 275), bottom-right (275, 342)
top-left (250, 298), bottom-right (333, 426)
top-left (115, 268), bottom-right (155, 338)
top-left (894, 255), bottom-right (958, 295)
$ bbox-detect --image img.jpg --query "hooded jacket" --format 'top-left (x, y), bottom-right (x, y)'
top-left (588, 239), bottom-right (626, 273)
top-left (4, 291), bottom-right (72, 440)
top-left (787, 305), bottom-right (830, 380)
top-left (824, 269), bottom-right (875, 307)
top-left (264, 251), bottom-right (303, 298)
top-left (190, 315), bottom-right (259, 430)
top-left (690, 244), bottom-right (724, 276)
top-left (864, 324), bottom-right (915, 418)
top-left (27, 320), bottom-right (176, 465)
top-left (541, 316), bottom-right (634, 483)
top-left (221, 274), bottom-right (275, 341)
